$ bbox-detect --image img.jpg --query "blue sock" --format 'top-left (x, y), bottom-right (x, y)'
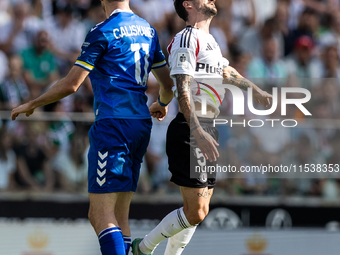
top-left (123, 235), bottom-right (131, 255)
top-left (98, 227), bottom-right (125, 255)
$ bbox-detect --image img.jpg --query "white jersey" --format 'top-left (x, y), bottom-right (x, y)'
top-left (168, 26), bottom-right (229, 116)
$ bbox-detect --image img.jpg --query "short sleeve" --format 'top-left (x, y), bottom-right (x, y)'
top-left (75, 28), bottom-right (108, 72)
top-left (152, 33), bottom-right (166, 69)
top-left (168, 28), bottom-right (198, 78)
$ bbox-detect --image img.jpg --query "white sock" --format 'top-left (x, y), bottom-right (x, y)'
top-left (164, 225), bottom-right (197, 255)
top-left (139, 207), bottom-right (192, 254)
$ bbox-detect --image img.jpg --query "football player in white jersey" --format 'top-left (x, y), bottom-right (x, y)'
top-left (132, 1), bottom-right (272, 254)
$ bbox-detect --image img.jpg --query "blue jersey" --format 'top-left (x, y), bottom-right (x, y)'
top-left (75, 9), bottom-right (166, 121)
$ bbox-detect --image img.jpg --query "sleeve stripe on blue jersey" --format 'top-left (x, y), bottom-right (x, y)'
top-left (75, 60), bottom-right (94, 71)
top-left (152, 60), bottom-right (167, 69)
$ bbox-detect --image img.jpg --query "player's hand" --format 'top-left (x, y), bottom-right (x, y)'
top-left (149, 102), bottom-right (168, 121)
top-left (223, 69), bottom-right (231, 79)
top-left (11, 102), bottom-right (35, 121)
top-left (253, 89), bottom-right (272, 108)
top-left (192, 127), bottom-right (219, 162)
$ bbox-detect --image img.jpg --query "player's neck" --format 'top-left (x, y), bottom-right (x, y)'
top-left (104, 2), bottom-right (131, 19)
top-left (186, 16), bottom-right (212, 34)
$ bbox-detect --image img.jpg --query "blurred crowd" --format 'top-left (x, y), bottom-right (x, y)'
top-left (0, 0), bottom-right (340, 199)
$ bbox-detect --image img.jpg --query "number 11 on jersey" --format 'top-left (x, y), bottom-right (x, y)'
top-left (131, 43), bottom-right (150, 86)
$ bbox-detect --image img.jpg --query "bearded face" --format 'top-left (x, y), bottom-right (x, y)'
top-left (193, 0), bottom-right (218, 18)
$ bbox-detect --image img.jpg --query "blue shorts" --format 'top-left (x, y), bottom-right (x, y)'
top-left (88, 118), bottom-right (152, 193)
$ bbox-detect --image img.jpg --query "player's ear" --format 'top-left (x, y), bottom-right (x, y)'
top-left (183, 1), bottom-right (193, 10)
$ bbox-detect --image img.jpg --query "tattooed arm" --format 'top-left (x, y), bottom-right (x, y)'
top-left (175, 74), bottom-right (219, 162)
top-left (176, 74), bottom-right (200, 131)
top-left (223, 66), bottom-right (272, 107)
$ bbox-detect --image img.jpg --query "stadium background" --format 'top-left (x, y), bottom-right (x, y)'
top-left (0, 0), bottom-right (340, 254)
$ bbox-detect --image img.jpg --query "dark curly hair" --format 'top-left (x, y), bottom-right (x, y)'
top-left (174, 0), bottom-right (190, 22)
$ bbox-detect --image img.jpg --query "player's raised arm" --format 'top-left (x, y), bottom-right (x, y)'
top-left (11, 66), bottom-right (89, 120)
top-left (175, 73), bottom-right (219, 162)
top-left (12, 16), bottom-right (108, 121)
top-left (223, 66), bottom-right (272, 107)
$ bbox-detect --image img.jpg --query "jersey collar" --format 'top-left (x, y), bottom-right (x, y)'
top-left (110, 9), bottom-right (133, 16)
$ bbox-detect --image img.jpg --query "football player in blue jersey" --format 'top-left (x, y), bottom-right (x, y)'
top-left (11, 0), bottom-right (174, 255)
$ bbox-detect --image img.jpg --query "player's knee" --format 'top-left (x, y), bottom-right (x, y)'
top-left (88, 206), bottom-right (102, 228)
top-left (88, 209), bottom-right (95, 226)
top-left (187, 207), bottom-right (209, 225)
top-left (198, 206), bottom-right (209, 222)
